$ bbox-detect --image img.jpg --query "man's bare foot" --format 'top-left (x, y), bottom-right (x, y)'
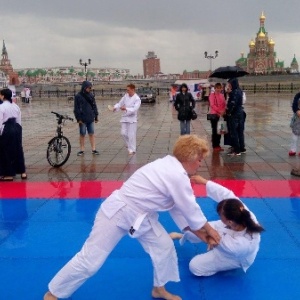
top-left (169, 232), bottom-right (183, 240)
top-left (43, 291), bottom-right (58, 300)
top-left (152, 286), bottom-right (182, 300)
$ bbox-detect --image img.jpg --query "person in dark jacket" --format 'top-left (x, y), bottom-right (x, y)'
top-left (74, 81), bottom-right (99, 156)
top-left (288, 92), bottom-right (300, 156)
top-left (174, 83), bottom-right (195, 135)
top-left (226, 78), bottom-right (246, 156)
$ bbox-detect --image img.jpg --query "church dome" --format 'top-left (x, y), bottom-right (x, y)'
top-left (249, 39), bottom-right (255, 47)
top-left (260, 12), bottom-right (266, 21)
top-left (268, 37), bottom-right (275, 45)
top-left (258, 30), bottom-right (265, 38)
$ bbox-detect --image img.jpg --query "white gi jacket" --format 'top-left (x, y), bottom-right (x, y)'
top-left (114, 93), bottom-right (141, 123)
top-left (101, 155), bottom-right (207, 238)
top-left (185, 181), bottom-right (261, 272)
top-left (0, 100), bottom-right (21, 134)
top-left (206, 181), bottom-right (260, 271)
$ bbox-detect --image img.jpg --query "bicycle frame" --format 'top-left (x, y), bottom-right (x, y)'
top-left (55, 117), bottom-right (66, 138)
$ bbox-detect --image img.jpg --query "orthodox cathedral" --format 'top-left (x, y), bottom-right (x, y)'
top-left (236, 12), bottom-right (299, 74)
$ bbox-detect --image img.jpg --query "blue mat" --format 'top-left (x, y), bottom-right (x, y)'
top-left (0, 197), bottom-right (300, 299)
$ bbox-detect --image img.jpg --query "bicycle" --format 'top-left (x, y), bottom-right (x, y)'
top-left (47, 111), bottom-right (73, 167)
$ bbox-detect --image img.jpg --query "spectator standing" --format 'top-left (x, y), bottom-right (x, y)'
top-left (25, 88), bottom-right (30, 103)
top-left (174, 83), bottom-right (195, 135)
top-left (113, 84), bottom-right (141, 155)
top-left (289, 92), bottom-right (300, 156)
top-left (0, 88), bottom-right (27, 181)
top-left (208, 83), bottom-right (226, 151)
top-left (21, 89), bottom-right (26, 103)
top-left (226, 78), bottom-right (246, 156)
top-left (74, 81), bottom-right (99, 156)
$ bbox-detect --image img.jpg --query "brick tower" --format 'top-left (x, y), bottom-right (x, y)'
top-left (0, 40), bottom-right (19, 85)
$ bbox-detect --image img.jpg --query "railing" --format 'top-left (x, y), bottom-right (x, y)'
top-left (15, 83), bottom-right (300, 99)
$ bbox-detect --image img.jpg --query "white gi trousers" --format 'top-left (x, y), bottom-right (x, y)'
top-left (121, 122), bottom-right (137, 152)
top-left (290, 132), bottom-right (299, 152)
top-left (48, 208), bottom-right (179, 299)
top-left (189, 249), bottom-right (242, 276)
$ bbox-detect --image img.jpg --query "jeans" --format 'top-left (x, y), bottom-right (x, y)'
top-left (180, 120), bottom-right (191, 135)
top-left (79, 122), bottom-right (95, 135)
top-left (210, 117), bottom-right (221, 148)
top-left (227, 112), bottom-right (245, 153)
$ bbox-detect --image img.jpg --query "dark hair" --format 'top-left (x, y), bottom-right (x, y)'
top-left (217, 199), bottom-right (265, 234)
top-left (0, 88), bottom-right (12, 103)
top-left (179, 83), bottom-right (188, 93)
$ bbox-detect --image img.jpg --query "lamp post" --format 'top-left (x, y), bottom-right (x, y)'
top-left (204, 51), bottom-right (218, 71)
top-left (79, 58), bottom-right (91, 81)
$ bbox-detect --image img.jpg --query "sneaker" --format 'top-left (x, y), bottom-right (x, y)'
top-left (227, 152), bottom-right (241, 156)
top-left (92, 150), bottom-right (100, 155)
top-left (289, 151), bottom-right (296, 156)
top-left (240, 148), bottom-right (247, 153)
top-left (77, 151), bottom-right (84, 156)
top-left (291, 168), bottom-right (300, 177)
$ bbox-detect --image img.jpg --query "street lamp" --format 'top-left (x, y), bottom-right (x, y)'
top-left (204, 50), bottom-right (218, 71)
top-left (79, 58), bottom-right (91, 80)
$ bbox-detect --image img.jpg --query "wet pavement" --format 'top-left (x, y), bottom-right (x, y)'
top-left (17, 93), bottom-right (300, 182)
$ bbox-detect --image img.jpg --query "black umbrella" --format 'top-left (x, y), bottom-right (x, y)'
top-left (209, 66), bottom-right (249, 79)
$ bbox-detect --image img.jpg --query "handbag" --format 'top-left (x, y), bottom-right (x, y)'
top-left (191, 109), bottom-right (197, 120)
top-left (207, 113), bottom-right (218, 121)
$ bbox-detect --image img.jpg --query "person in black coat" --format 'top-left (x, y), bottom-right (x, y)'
top-left (74, 81), bottom-right (99, 156)
top-left (226, 78), bottom-right (246, 156)
top-left (174, 83), bottom-right (195, 135)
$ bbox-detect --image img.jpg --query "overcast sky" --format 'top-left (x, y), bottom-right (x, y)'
top-left (1, 0), bottom-right (300, 75)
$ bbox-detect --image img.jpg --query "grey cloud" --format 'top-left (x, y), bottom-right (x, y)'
top-left (2, 0), bottom-right (300, 74)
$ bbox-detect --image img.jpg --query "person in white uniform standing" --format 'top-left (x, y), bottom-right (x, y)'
top-left (113, 83), bottom-right (141, 155)
top-left (44, 135), bottom-right (221, 300)
top-left (170, 175), bottom-right (264, 277)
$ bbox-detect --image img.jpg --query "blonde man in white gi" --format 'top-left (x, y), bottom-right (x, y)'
top-left (171, 175), bottom-right (264, 277)
top-left (44, 135), bottom-right (221, 300)
top-left (113, 83), bottom-right (141, 155)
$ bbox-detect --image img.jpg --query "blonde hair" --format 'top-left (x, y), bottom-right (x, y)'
top-left (173, 135), bottom-right (209, 162)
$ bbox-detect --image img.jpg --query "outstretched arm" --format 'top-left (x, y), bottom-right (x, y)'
top-left (191, 175), bottom-right (237, 203)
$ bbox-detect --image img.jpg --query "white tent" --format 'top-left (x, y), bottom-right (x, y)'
top-left (174, 79), bottom-right (213, 100)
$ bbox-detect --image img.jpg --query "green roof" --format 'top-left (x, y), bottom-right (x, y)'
top-left (291, 55), bottom-right (298, 64)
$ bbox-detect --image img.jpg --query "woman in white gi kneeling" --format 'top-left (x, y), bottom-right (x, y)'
top-left (44, 135), bottom-right (221, 300)
top-left (171, 175), bottom-right (264, 277)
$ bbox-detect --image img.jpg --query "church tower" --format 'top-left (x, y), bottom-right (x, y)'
top-left (0, 40), bottom-right (19, 85)
top-left (290, 54), bottom-right (299, 73)
top-left (236, 12), bottom-right (285, 74)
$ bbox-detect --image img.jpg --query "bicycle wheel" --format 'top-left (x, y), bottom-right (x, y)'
top-left (47, 136), bottom-right (71, 167)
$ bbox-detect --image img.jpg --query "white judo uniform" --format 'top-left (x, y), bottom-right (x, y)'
top-left (179, 181), bottom-right (261, 276)
top-left (48, 155), bottom-right (208, 298)
top-left (0, 100), bottom-right (21, 134)
top-left (114, 93), bottom-right (141, 153)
